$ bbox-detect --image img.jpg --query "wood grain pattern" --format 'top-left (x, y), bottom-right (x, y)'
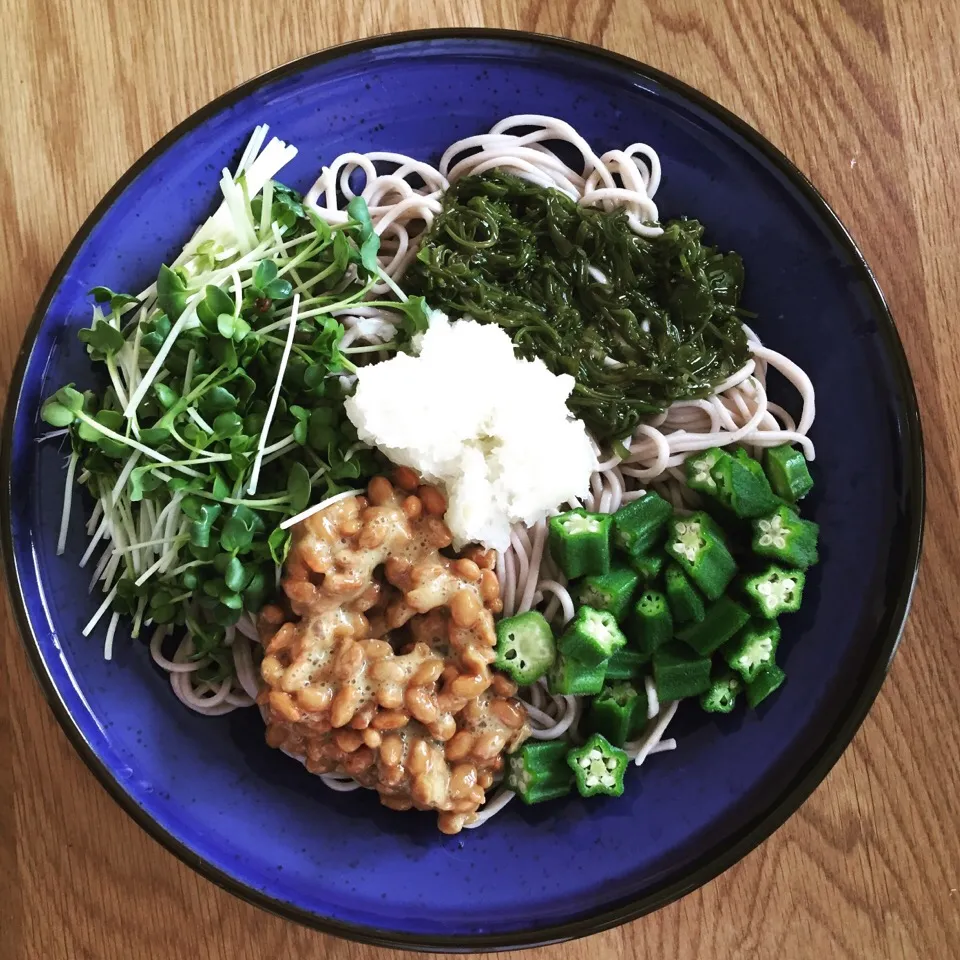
top-left (2, 1), bottom-right (958, 957)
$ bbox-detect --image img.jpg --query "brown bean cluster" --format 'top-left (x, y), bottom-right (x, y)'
top-left (258, 469), bottom-right (529, 833)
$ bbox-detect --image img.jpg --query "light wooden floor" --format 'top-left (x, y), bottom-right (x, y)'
top-left (1, 2), bottom-right (958, 958)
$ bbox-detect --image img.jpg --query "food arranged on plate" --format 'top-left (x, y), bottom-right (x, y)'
top-left (41, 115), bottom-right (818, 833)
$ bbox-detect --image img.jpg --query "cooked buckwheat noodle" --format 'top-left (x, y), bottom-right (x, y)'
top-left (152, 116), bottom-right (816, 827)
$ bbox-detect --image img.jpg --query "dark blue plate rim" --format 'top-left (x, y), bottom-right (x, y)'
top-left (1, 28), bottom-right (925, 952)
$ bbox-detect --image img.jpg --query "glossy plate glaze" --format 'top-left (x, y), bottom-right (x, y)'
top-left (1, 30), bottom-right (923, 950)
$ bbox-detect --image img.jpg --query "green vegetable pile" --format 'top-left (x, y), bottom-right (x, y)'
top-left (42, 166), bottom-right (427, 680)
top-left (495, 442), bottom-right (819, 806)
top-left (406, 171), bottom-right (751, 441)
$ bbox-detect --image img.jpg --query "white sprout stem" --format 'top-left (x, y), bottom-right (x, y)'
top-left (259, 179), bottom-right (274, 238)
top-left (123, 300), bottom-right (198, 418)
top-left (88, 540), bottom-right (115, 592)
top-left (103, 612), bottom-right (121, 660)
top-left (82, 586), bottom-right (119, 637)
top-left (137, 498), bottom-right (154, 568)
top-left (161, 518), bottom-right (189, 574)
top-left (113, 499), bottom-right (142, 574)
top-left (247, 293), bottom-right (299, 495)
top-left (105, 355), bottom-right (129, 411)
top-left (113, 535), bottom-right (185, 556)
top-left (100, 544), bottom-right (125, 593)
top-left (220, 168), bottom-right (259, 254)
top-left (79, 514), bottom-right (110, 568)
top-left (131, 596), bottom-right (147, 640)
top-left (146, 496), bottom-right (182, 545)
top-left (644, 675), bottom-right (660, 720)
top-left (262, 434), bottom-right (297, 457)
top-left (182, 349), bottom-right (196, 395)
top-left (186, 408), bottom-right (214, 434)
top-left (235, 123), bottom-right (268, 177)
top-left (134, 556), bottom-right (166, 587)
top-left (56, 451), bottom-right (79, 555)
top-left (232, 268), bottom-right (244, 316)
top-left (102, 553), bottom-right (125, 596)
top-left (156, 494), bottom-right (184, 546)
top-left (280, 488), bottom-right (364, 531)
top-left (376, 266), bottom-right (408, 302)
top-left (110, 451), bottom-right (142, 504)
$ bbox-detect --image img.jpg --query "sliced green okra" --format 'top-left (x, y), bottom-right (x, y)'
top-left (548, 509), bottom-right (612, 579)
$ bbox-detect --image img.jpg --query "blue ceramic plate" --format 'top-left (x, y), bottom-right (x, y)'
top-left (2, 30), bottom-right (923, 950)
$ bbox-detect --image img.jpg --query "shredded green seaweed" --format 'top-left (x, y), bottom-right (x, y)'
top-left (406, 172), bottom-right (751, 440)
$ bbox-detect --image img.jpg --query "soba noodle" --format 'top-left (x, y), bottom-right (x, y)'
top-left (148, 116), bottom-right (816, 824)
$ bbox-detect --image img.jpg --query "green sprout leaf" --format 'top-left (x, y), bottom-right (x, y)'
top-left (286, 461), bottom-right (312, 513)
top-left (154, 382), bottom-right (178, 409)
top-left (204, 284), bottom-right (235, 318)
top-left (254, 259), bottom-right (279, 291)
top-left (360, 233), bottom-right (381, 274)
top-left (41, 384), bottom-right (85, 427)
top-left (391, 295), bottom-right (431, 337)
top-left (268, 527), bottom-right (291, 566)
top-left (212, 411), bottom-right (243, 438)
top-left (220, 504), bottom-right (262, 553)
top-left (199, 386), bottom-right (239, 418)
top-left (223, 556), bottom-right (251, 593)
top-left (217, 313), bottom-right (236, 339)
top-left (264, 278), bottom-right (293, 300)
top-left (89, 286), bottom-right (116, 304)
top-left (189, 502), bottom-right (222, 548)
top-left (347, 195), bottom-right (374, 240)
top-left (157, 264), bottom-right (189, 320)
top-left (128, 465), bottom-right (163, 502)
top-left (78, 319), bottom-right (126, 357)
top-left (39, 156), bottom-right (398, 688)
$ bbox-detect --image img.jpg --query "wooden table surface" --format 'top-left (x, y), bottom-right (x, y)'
top-left (2, 1), bottom-right (958, 958)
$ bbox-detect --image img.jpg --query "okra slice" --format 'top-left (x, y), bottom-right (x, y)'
top-left (712, 449), bottom-right (780, 518)
top-left (566, 733), bottom-right (629, 798)
top-left (629, 589), bottom-right (673, 656)
top-left (604, 646), bottom-right (650, 680)
top-left (664, 563), bottom-right (706, 624)
top-left (752, 505), bottom-right (819, 569)
top-left (676, 595), bottom-right (750, 656)
top-left (746, 664), bottom-right (787, 708)
top-left (764, 444), bottom-right (814, 502)
top-left (585, 681), bottom-right (648, 746)
top-left (722, 620), bottom-right (781, 683)
top-left (494, 611), bottom-right (557, 685)
top-left (548, 650), bottom-right (608, 696)
top-left (742, 565), bottom-right (805, 619)
top-left (700, 669), bottom-right (743, 714)
top-left (507, 740), bottom-right (574, 804)
top-left (652, 641), bottom-right (712, 701)
top-left (686, 447), bottom-right (726, 495)
top-left (559, 605), bottom-right (627, 667)
top-left (665, 512), bottom-right (737, 600)
top-left (576, 567), bottom-right (639, 622)
top-left (611, 492), bottom-right (672, 557)
top-left (630, 549), bottom-right (665, 584)
top-left (548, 509), bottom-right (612, 578)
